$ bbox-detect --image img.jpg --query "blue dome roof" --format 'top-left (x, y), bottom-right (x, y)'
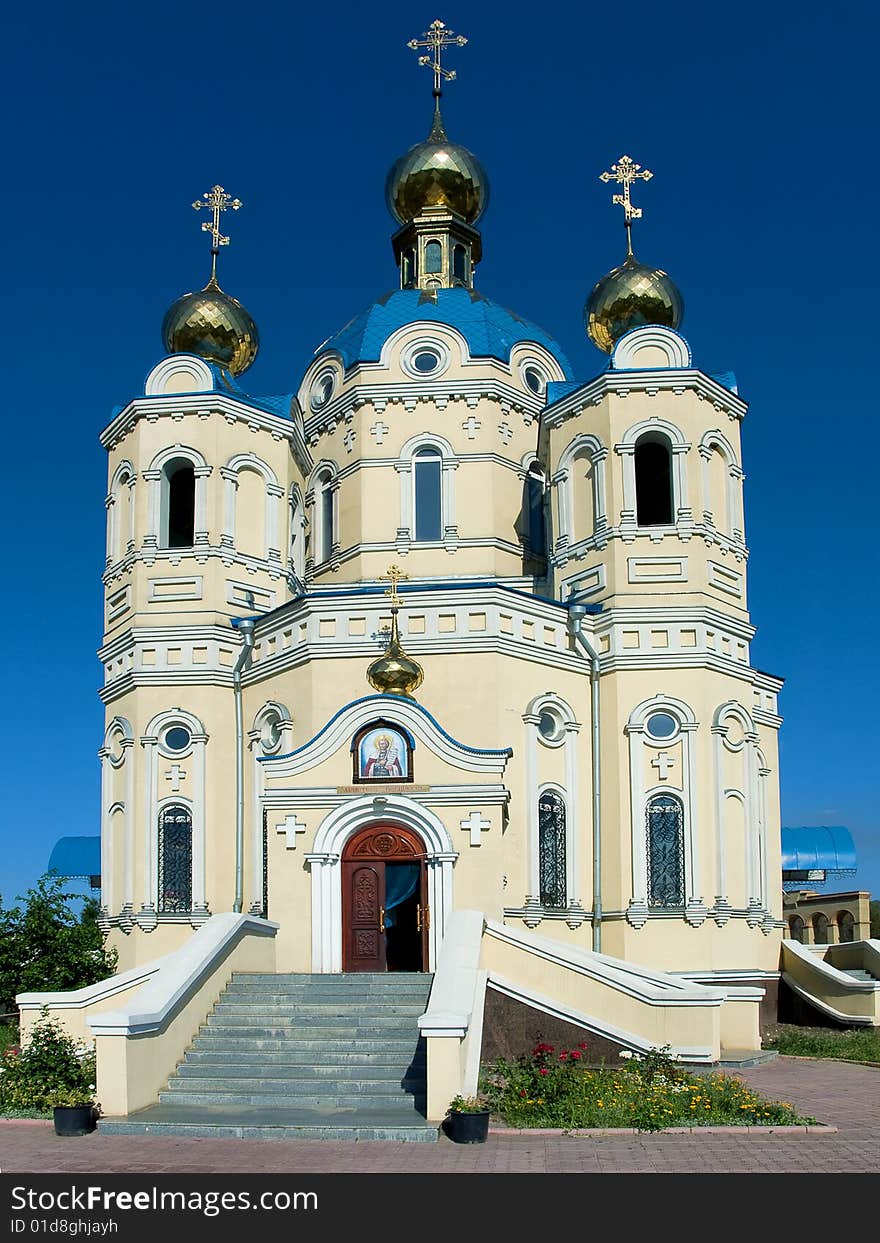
top-left (316, 288), bottom-right (572, 375)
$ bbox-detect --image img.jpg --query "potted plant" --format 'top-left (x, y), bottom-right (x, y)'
top-left (52, 1087), bottom-right (99, 1137)
top-left (445, 1094), bottom-right (491, 1144)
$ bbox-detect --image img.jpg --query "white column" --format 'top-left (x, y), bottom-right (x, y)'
top-left (593, 447), bottom-right (609, 530)
top-left (699, 445), bottom-right (712, 522)
top-left (221, 468), bottom-right (237, 547)
top-left (682, 724), bottom-right (706, 924)
top-left (250, 749), bottom-right (264, 914)
top-left (99, 752), bottom-right (112, 913)
top-left (266, 482), bottom-right (284, 563)
top-left (563, 723), bottom-right (581, 907)
top-left (122, 739), bottom-right (135, 915)
top-left (191, 735), bottom-right (208, 921)
top-left (143, 469), bottom-right (161, 547)
top-left (193, 465), bottom-right (211, 545)
top-left (673, 444), bottom-right (691, 520)
top-left (138, 737), bottom-right (158, 928)
top-left (711, 726), bottom-right (728, 905)
top-left (522, 714), bottom-right (540, 908)
top-left (126, 477), bottom-right (137, 552)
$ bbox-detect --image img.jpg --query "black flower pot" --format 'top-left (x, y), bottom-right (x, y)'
top-left (53, 1106), bottom-right (96, 1137)
top-left (445, 1109), bottom-right (490, 1144)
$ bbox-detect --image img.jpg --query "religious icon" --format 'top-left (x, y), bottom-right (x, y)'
top-left (354, 724), bottom-right (412, 782)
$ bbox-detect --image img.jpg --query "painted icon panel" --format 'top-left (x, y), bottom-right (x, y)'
top-left (355, 724), bottom-right (412, 782)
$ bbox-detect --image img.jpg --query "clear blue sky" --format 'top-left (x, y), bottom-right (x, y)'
top-left (2, 0), bottom-right (877, 907)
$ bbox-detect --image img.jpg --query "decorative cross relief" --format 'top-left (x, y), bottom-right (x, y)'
top-left (461, 416), bottom-right (481, 439)
top-left (460, 810), bottom-right (491, 847)
top-left (276, 814), bottom-right (308, 849)
top-left (164, 764), bottom-right (187, 792)
top-left (651, 751), bottom-right (676, 780)
top-left (497, 421), bottom-right (513, 445)
top-left (370, 420), bottom-right (390, 445)
top-left (343, 429), bottom-right (357, 453)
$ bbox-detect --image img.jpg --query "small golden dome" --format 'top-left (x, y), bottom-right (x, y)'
top-left (386, 108), bottom-right (488, 225)
top-left (367, 613), bottom-right (424, 696)
top-left (162, 276), bottom-right (259, 376)
top-left (585, 255), bottom-right (683, 354)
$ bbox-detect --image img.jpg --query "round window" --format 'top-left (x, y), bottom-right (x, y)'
top-left (260, 715), bottom-right (282, 753)
top-left (538, 709), bottom-right (564, 743)
top-left (164, 725), bottom-right (191, 752)
top-left (645, 712), bottom-right (678, 740)
top-left (524, 366), bottom-right (546, 396)
top-left (412, 349), bottom-right (440, 374)
top-left (310, 373), bottom-right (334, 411)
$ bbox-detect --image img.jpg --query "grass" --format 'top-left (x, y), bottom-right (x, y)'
top-left (480, 1044), bottom-right (816, 1131)
top-left (764, 1024), bottom-right (880, 1064)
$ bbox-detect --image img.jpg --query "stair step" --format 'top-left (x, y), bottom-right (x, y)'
top-left (184, 1050), bottom-right (425, 1067)
top-left (99, 1103), bottom-right (438, 1142)
top-left (211, 1003), bottom-right (427, 1016)
top-left (159, 1089), bottom-right (426, 1109)
top-left (190, 1037), bottom-right (422, 1053)
top-left (174, 1064), bottom-right (423, 1081)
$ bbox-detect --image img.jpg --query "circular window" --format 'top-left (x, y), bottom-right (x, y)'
top-left (645, 712), bottom-right (678, 740)
top-left (537, 709), bottom-right (565, 744)
top-left (524, 366), bottom-right (546, 396)
top-left (412, 350), bottom-right (440, 374)
top-left (164, 725), bottom-right (191, 753)
top-left (260, 714), bottom-right (283, 753)
top-left (310, 372), bottom-right (335, 411)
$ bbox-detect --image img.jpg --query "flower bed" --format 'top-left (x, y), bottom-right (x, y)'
top-left (481, 1043), bottom-right (815, 1131)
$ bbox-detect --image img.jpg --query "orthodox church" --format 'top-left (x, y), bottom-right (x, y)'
top-left (27, 22), bottom-right (877, 1136)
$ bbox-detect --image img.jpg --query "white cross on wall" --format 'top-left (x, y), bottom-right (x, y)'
top-left (460, 810), bottom-right (491, 847)
top-left (164, 764), bottom-right (186, 792)
top-left (343, 429), bottom-right (357, 453)
top-left (497, 421), bottom-right (513, 445)
top-left (276, 814), bottom-right (308, 849)
top-left (651, 751), bottom-right (676, 780)
top-left (370, 421), bottom-right (390, 445)
top-left (461, 416), bottom-right (481, 439)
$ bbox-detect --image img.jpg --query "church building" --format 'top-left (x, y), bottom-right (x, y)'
top-left (23, 21), bottom-right (875, 1140)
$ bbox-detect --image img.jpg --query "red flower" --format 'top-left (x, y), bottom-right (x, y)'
top-left (538, 1068), bottom-right (549, 1076)
top-left (578, 1042), bottom-right (588, 1050)
top-left (559, 1052), bottom-right (569, 1061)
top-left (532, 1043), bottom-right (555, 1055)
top-left (570, 1050), bottom-right (582, 1060)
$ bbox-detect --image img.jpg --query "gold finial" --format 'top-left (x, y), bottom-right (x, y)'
top-left (407, 18), bottom-right (467, 100)
top-left (379, 563), bottom-right (409, 610)
top-left (599, 155), bottom-right (653, 258)
top-left (192, 184), bottom-right (243, 287)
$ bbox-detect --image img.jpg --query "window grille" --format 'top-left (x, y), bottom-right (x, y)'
top-left (538, 791), bottom-right (566, 908)
top-left (646, 794), bottom-right (684, 906)
top-left (158, 804), bottom-right (192, 913)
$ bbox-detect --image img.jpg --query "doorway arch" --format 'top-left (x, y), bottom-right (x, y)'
top-left (307, 793), bottom-right (458, 973)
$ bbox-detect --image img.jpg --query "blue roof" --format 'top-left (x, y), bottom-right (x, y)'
top-left (48, 837), bottom-right (101, 881)
top-left (317, 288), bottom-right (573, 375)
top-left (781, 826), bottom-right (857, 873)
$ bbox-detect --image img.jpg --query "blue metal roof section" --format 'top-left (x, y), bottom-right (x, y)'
top-left (316, 288), bottom-right (573, 375)
top-left (48, 837), bottom-right (101, 881)
top-left (781, 826), bottom-right (857, 874)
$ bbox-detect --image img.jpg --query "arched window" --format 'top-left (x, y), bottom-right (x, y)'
top-left (414, 446), bottom-right (442, 541)
top-left (634, 434), bottom-right (673, 526)
top-left (402, 249), bottom-right (416, 287)
top-left (812, 912), bottom-right (829, 944)
top-left (788, 915), bottom-right (805, 943)
top-left (163, 460), bottom-right (195, 548)
top-left (314, 471), bottom-right (334, 563)
top-left (425, 240), bottom-right (442, 274)
top-left (837, 910), bottom-right (855, 942)
top-left (538, 790), bottom-right (566, 909)
top-left (452, 245), bottom-right (467, 284)
top-left (525, 461), bottom-right (546, 555)
top-left (158, 804), bottom-right (192, 913)
top-left (646, 793), bottom-right (685, 906)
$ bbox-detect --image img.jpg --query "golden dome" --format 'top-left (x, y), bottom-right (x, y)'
top-left (585, 255), bottom-right (683, 354)
top-left (386, 108), bottom-right (488, 225)
top-left (162, 276), bottom-right (259, 376)
top-left (367, 613), bottom-right (424, 697)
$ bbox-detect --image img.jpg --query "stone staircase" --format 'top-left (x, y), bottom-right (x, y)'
top-left (99, 972), bottom-right (438, 1141)
top-left (842, 968), bottom-right (877, 982)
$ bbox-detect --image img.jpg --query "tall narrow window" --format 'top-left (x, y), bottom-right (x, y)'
top-left (837, 910), bottom-right (855, 942)
top-left (788, 915), bottom-right (805, 943)
top-left (538, 791), bottom-right (566, 908)
top-left (425, 240), bottom-right (442, 274)
top-left (316, 472), bottom-right (334, 563)
top-left (402, 249), bottom-right (416, 287)
top-left (452, 245), bottom-right (467, 284)
top-left (634, 435), bottom-right (673, 526)
top-left (414, 447), bottom-right (442, 541)
top-left (525, 462), bottom-right (546, 555)
top-left (166, 462), bottom-right (195, 547)
top-left (812, 912), bottom-right (829, 944)
top-left (158, 804), bottom-right (192, 913)
top-left (646, 793), bottom-right (684, 906)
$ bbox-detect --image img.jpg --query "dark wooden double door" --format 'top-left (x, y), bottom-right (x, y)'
top-left (341, 824), bottom-right (429, 973)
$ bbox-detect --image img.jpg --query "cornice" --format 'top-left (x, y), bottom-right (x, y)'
top-left (542, 368), bottom-right (748, 430)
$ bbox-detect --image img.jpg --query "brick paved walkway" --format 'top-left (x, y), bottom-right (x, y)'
top-left (0, 1058), bottom-right (876, 1173)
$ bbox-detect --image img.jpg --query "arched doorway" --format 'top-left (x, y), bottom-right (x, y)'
top-left (341, 824), bottom-right (429, 973)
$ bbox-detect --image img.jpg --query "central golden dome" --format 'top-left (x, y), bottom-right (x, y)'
top-left (162, 276), bottom-right (259, 377)
top-left (585, 255), bottom-right (683, 354)
top-left (386, 107), bottom-right (488, 225)
top-left (366, 612), bottom-right (424, 696)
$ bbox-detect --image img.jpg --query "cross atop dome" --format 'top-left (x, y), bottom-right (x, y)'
top-left (407, 19), bottom-right (468, 100)
top-left (192, 184), bottom-right (243, 288)
top-left (600, 155), bottom-right (653, 258)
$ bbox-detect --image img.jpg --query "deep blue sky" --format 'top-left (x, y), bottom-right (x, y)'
top-left (2, 0), bottom-right (877, 908)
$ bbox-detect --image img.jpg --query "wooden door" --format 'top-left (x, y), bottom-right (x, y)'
top-left (342, 862), bottom-right (386, 972)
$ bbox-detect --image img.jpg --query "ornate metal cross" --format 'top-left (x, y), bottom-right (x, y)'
top-left (599, 155), bottom-right (653, 255)
top-left (380, 564), bottom-right (410, 609)
top-left (407, 19), bottom-right (468, 96)
top-left (192, 184), bottom-right (242, 281)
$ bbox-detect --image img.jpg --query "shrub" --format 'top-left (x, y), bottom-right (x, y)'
top-left (0, 1010), bottom-right (96, 1114)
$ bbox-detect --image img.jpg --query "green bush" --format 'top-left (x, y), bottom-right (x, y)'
top-left (0, 1010), bottom-right (96, 1113)
top-left (480, 1042), bottom-right (814, 1131)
